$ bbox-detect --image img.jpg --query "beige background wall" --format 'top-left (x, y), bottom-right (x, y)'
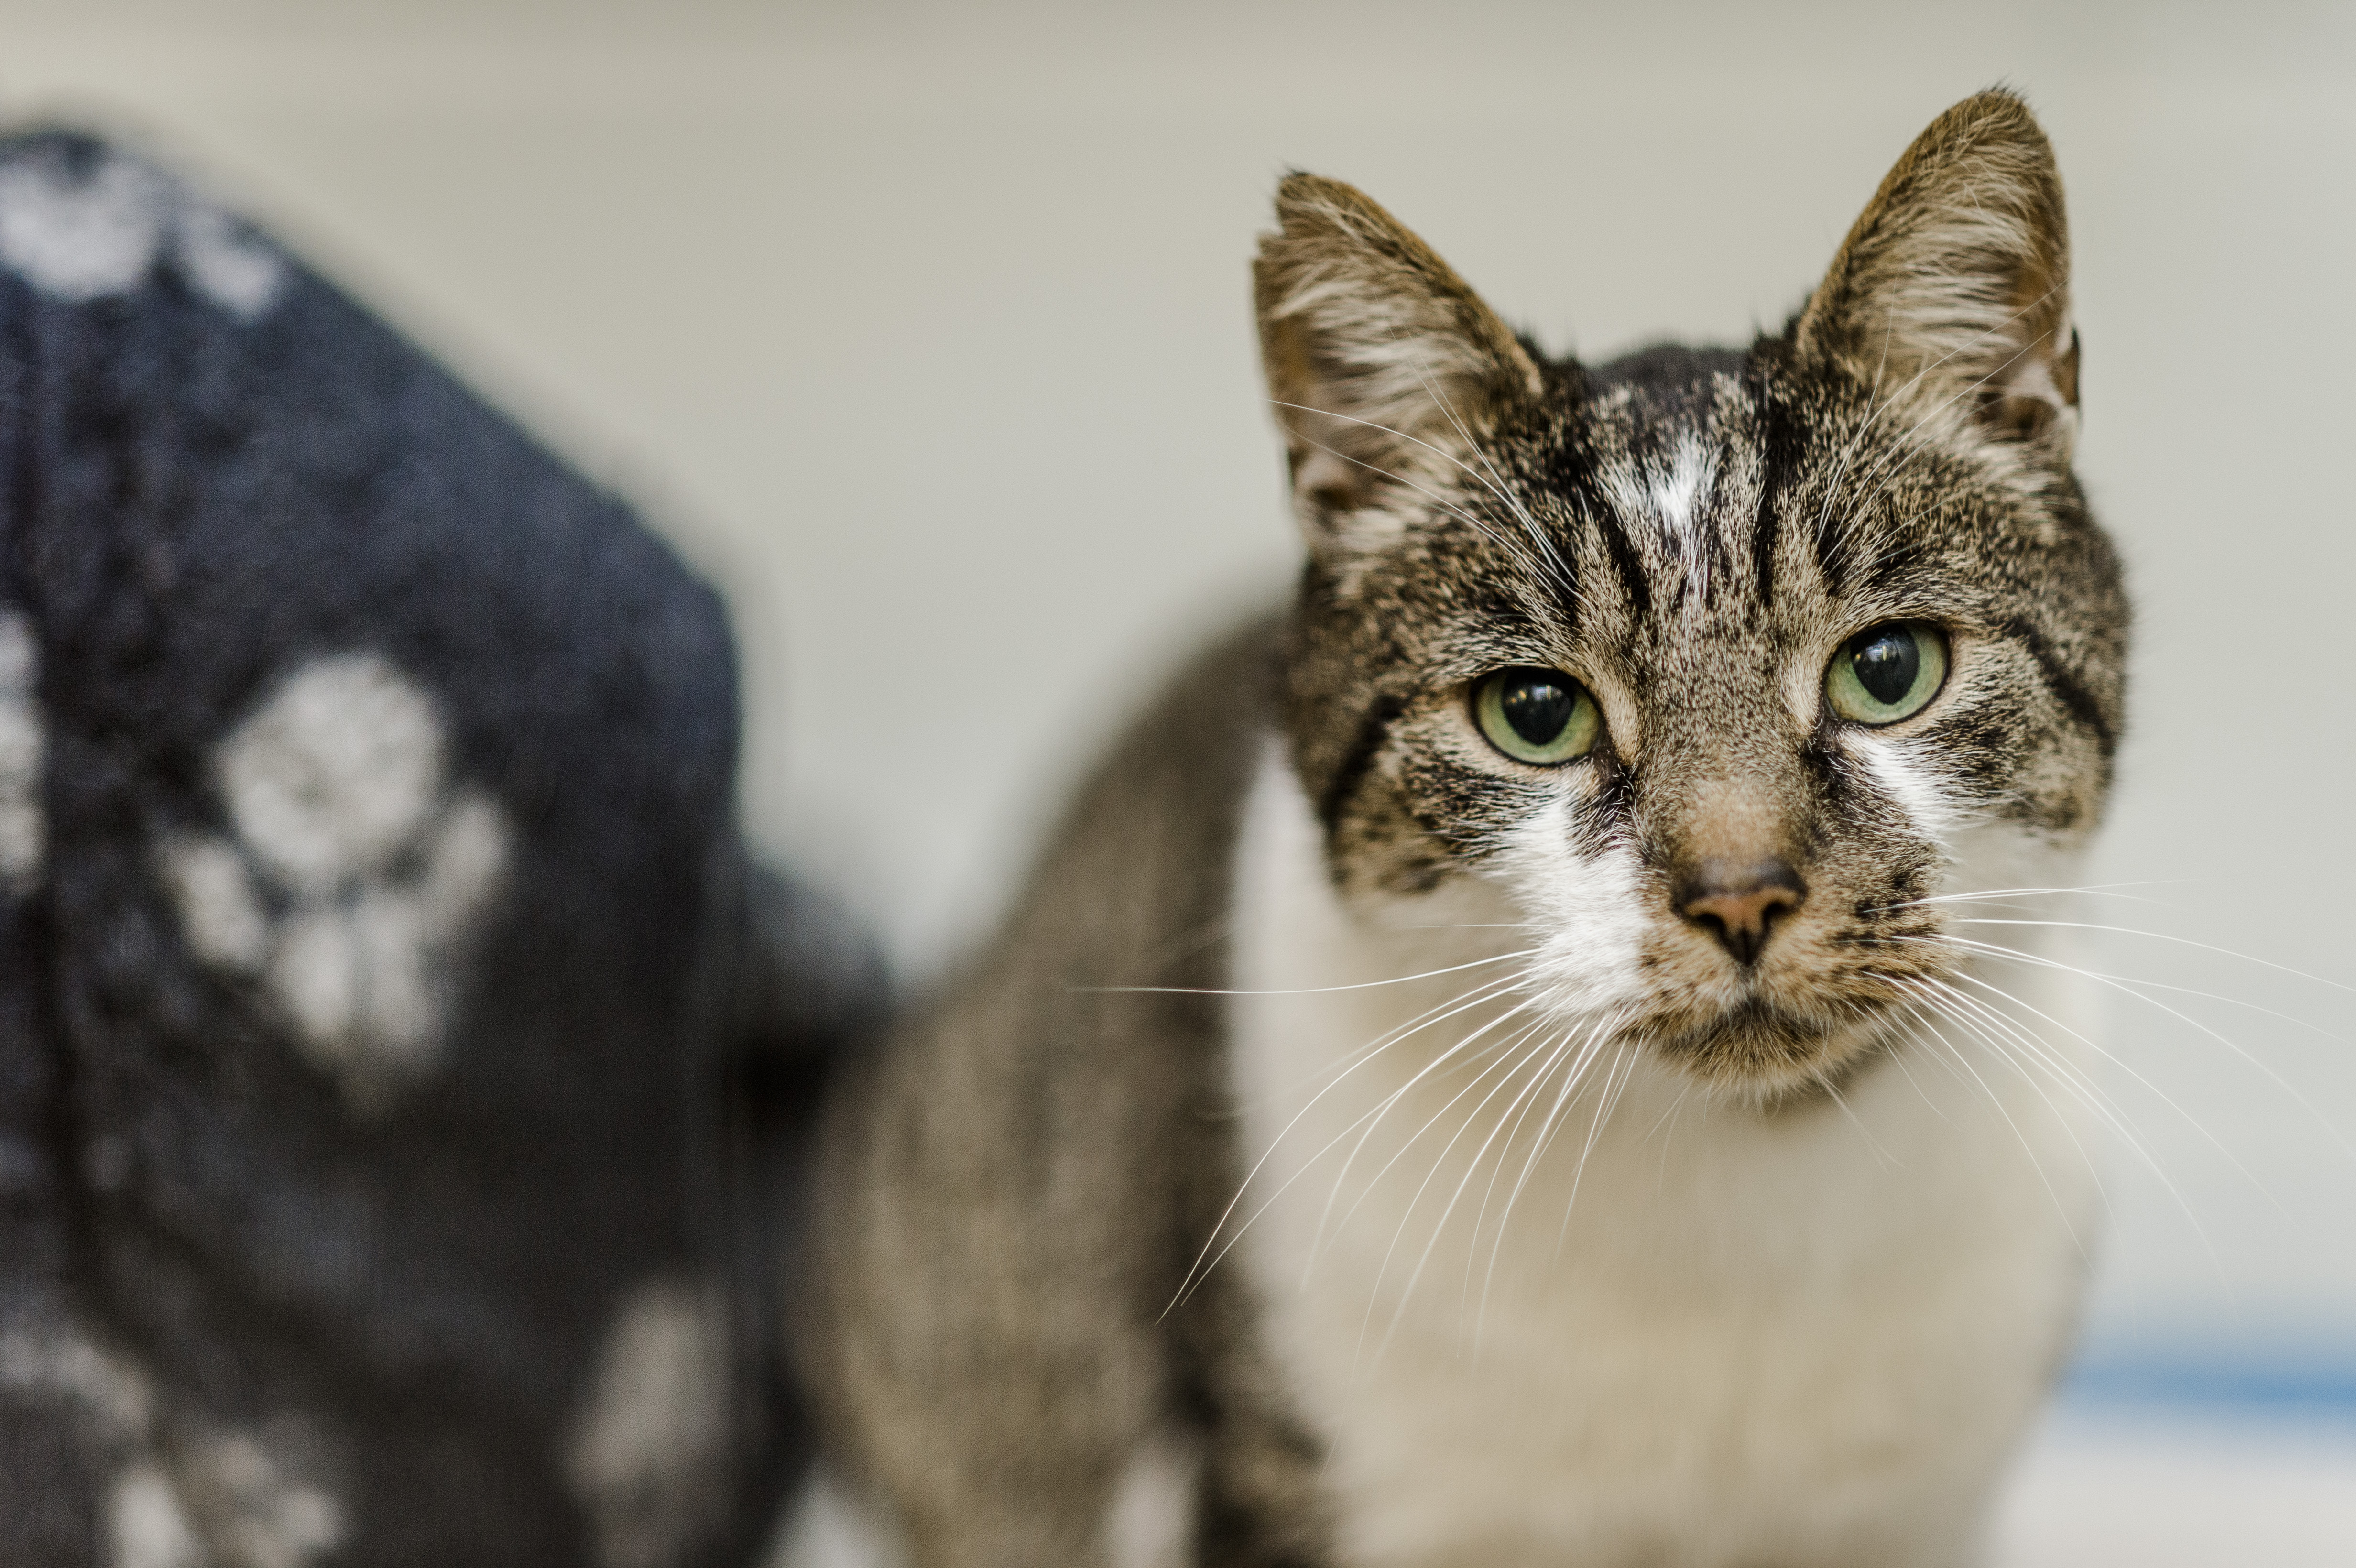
top-left (7, 0), bottom-right (2353, 1367)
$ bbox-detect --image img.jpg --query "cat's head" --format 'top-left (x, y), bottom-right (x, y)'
top-left (1257, 90), bottom-right (2127, 1099)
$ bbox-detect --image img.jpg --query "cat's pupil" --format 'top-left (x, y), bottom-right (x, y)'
top-left (1850, 629), bottom-right (1920, 705)
top-left (1500, 672), bottom-right (1576, 744)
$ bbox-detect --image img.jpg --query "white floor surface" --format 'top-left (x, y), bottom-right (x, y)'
top-left (1995, 1408), bottom-right (2356, 1566)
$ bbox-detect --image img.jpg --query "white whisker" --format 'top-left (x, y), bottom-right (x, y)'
top-left (1326, 999), bottom-right (1553, 1285)
top-left (1949, 917), bottom-right (2356, 997)
top-left (1897, 988), bottom-right (2097, 1256)
top-left (1921, 933), bottom-right (2356, 1169)
top-left (1553, 1042), bottom-right (1638, 1257)
top-left (1476, 1010), bottom-right (1622, 1342)
top-left (1814, 280), bottom-right (2066, 561)
top-left (1366, 1020), bottom-right (1581, 1361)
top-left (1884, 882), bottom-right (2176, 910)
top-left (1164, 967), bottom-right (1537, 1316)
top-left (1082, 946), bottom-right (1536, 1000)
top-left (1269, 398), bottom-right (1567, 590)
top-left (1385, 323), bottom-right (1579, 596)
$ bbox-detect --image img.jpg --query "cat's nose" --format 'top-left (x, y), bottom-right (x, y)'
top-left (1678, 858), bottom-right (1806, 966)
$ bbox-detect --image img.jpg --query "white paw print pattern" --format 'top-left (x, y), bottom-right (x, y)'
top-left (0, 145), bottom-right (284, 318)
top-left (0, 1322), bottom-right (346, 1568)
top-left (566, 1279), bottom-right (732, 1568)
top-left (162, 653), bottom-right (510, 1112)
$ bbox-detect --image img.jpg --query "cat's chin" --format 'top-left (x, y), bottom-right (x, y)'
top-left (1647, 998), bottom-right (1901, 1102)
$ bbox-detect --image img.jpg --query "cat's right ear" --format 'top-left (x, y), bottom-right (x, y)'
top-left (1255, 174), bottom-right (1543, 549)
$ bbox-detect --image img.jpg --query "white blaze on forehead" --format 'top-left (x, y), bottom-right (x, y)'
top-left (0, 611), bottom-right (43, 893)
top-left (1593, 434), bottom-right (1723, 603)
top-left (1597, 435), bottom-right (1719, 544)
top-left (567, 1279), bottom-right (733, 1568)
top-left (1652, 435), bottom-right (1717, 543)
top-left (1655, 435), bottom-right (1723, 607)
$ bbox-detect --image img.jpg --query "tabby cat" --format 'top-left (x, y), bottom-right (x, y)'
top-left (789, 89), bottom-right (2127, 1568)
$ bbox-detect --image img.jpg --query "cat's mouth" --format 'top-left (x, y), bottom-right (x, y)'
top-left (1648, 994), bottom-right (1901, 1095)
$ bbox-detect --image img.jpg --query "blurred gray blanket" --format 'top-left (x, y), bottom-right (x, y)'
top-left (0, 130), bottom-right (874, 1567)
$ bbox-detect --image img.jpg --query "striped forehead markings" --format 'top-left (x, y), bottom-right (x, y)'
top-left (1589, 499), bottom-right (1652, 618)
top-left (1748, 368), bottom-right (1804, 604)
top-left (1585, 443), bottom-right (1748, 619)
top-left (1545, 366), bottom-right (1839, 626)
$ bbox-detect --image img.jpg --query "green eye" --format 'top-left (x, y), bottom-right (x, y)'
top-left (1826, 623), bottom-right (1948, 725)
top-left (1474, 668), bottom-right (1601, 765)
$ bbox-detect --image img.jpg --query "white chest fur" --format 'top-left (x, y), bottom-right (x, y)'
top-left (1225, 747), bottom-right (2102, 1568)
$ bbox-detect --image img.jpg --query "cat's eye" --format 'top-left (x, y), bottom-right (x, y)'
top-left (1825, 623), bottom-right (1949, 725)
top-left (1473, 668), bottom-right (1601, 765)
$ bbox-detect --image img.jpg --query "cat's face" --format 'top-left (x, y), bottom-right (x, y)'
top-left (1259, 92), bottom-right (2127, 1099)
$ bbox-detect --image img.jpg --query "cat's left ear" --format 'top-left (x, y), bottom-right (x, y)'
top-left (1797, 90), bottom-right (2080, 458)
top-left (1255, 174), bottom-right (1544, 548)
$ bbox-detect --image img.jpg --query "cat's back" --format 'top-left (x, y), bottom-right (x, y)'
top-left (798, 615), bottom-right (1285, 1557)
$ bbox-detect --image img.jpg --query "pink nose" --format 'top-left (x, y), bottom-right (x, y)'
top-left (1678, 859), bottom-right (1806, 966)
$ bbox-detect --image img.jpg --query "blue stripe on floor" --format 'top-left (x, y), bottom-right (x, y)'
top-left (2061, 1354), bottom-right (2356, 1420)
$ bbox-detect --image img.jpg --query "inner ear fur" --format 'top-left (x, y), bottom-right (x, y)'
top-left (1254, 174), bottom-right (1542, 542)
top-left (1797, 89), bottom-right (2080, 456)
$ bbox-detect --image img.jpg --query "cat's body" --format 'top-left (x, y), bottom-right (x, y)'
top-left (790, 92), bottom-right (2127, 1568)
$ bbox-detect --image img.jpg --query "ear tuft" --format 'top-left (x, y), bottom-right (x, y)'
top-left (1255, 175), bottom-right (1541, 544)
top-left (1798, 90), bottom-right (2079, 457)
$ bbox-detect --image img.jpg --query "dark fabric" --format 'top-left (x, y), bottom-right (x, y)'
top-left (0, 129), bottom-right (868, 1567)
